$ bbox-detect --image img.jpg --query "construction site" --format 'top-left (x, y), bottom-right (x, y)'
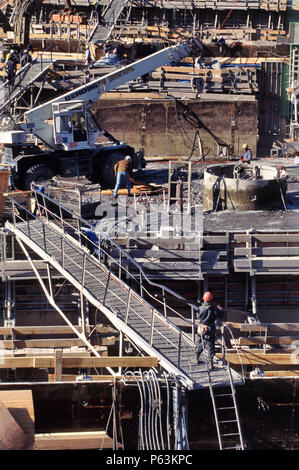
top-left (0, 0), bottom-right (299, 453)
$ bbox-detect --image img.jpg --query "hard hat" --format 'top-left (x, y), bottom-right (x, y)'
top-left (203, 291), bottom-right (213, 302)
top-left (10, 49), bottom-right (14, 53)
top-left (125, 155), bottom-right (132, 161)
top-left (243, 143), bottom-right (249, 149)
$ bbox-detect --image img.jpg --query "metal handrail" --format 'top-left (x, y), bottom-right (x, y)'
top-left (7, 191), bottom-right (245, 385)
top-left (0, 48), bottom-right (55, 115)
top-left (7, 193), bottom-right (199, 378)
top-left (31, 188), bottom-right (200, 330)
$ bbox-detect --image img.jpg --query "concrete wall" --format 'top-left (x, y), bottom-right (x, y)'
top-left (92, 97), bottom-right (258, 159)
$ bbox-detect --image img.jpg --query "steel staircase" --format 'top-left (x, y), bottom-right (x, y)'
top-left (88, 0), bottom-right (129, 44)
top-left (4, 190), bottom-right (245, 448)
top-left (5, 191), bottom-right (243, 391)
top-left (0, 57), bottom-right (54, 118)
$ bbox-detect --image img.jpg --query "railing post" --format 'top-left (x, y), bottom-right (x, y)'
top-left (42, 194), bottom-right (49, 222)
top-left (221, 324), bottom-right (225, 367)
top-left (191, 306), bottom-right (195, 342)
top-left (119, 251), bottom-right (122, 279)
top-left (82, 252), bottom-right (86, 288)
top-left (42, 223), bottom-right (47, 253)
top-left (139, 272), bottom-right (143, 298)
top-left (178, 330), bottom-right (182, 368)
top-left (26, 207), bottom-right (30, 239)
top-left (11, 200), bottom-right (16, 226)
top-left (125, 289), bottom-right (131, 324)
top-left (61, 237), bottom-right (64, 268)
top-left (150, 308), bottom-right (155, 346)
top-left (162, 288), bottom-right (167, 317)
top-left (59, 205), bottom-right (64, 233)
top-left (103, 271), bottom-right (111, 305)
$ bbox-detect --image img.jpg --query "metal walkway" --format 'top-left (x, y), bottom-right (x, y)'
top-left (5, 191), bottom-right (243, 393)
top-left (0, 57), bottom-right (53, 117)
top-left (89, 0), bottom-right (129, 44)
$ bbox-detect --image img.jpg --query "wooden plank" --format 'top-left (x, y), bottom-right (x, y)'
top-left (223, 350), bottom-right (298, 365)
top-left (238, 336), bottom-right (299, 346)
top-left (54, 350), bottom-right (63, 381)
top-left (0, 337), bottom-right (116, 348)
top-left (240, 323), bottom-right (299, 333)
top-left (48, 374), bottom-right (122, 382)
top-left (34, 431), bottom-right (116, 450)
top-left (112, 249), bottom-right (199, 259)
top-left (0, 324), bottom-right (115, 335)
top-left (0, 400), bottom-right (27, 450)
top-left (233, 233), bottom-right (299, 243)
top-left (0, 356), bottom-right (158, 369)
top-left (0, 391), bottom-right (35, 449)
top-left (246, 370), bottom-right (299, 377)
top-left (234, 247), bottom-right (299, 256)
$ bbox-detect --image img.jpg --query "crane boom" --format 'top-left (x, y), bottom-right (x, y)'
top-left (22, 37), bottom-right (202, 147)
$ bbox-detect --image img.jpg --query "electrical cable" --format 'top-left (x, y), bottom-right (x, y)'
top-left (139, 371), bottom-right (150, 449)
top-left (151, 370), bottom-right (165, 450)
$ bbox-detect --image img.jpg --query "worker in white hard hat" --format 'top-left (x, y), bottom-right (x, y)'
top-left (240, 143), bottom-right (252, 163)
top-left (113, 155), bottom-right (133, 199)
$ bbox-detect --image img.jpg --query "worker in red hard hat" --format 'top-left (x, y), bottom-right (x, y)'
top-left (196, 291), bottom-right (225, 369)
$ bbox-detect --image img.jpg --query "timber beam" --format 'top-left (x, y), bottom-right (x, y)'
top-left (34, 431), bottom-right (117, 450)
top-left (0, 355), bottom-right (158, 369)
top-left (222, 350), bottom-right (299, 365)
top-left (0, 337), bottom-right (116, 349)
top-left (0, 324), bottom-right (117, 335)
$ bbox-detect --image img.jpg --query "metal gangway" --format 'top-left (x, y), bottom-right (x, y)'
top-left (0, 56), bottom-right (54, 118)
top-left (5, 189), bottom-right (245, 449)
top-left (88, 0), bottom-right (129, 44)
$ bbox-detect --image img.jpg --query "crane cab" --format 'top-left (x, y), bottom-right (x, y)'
top-left (52, 101), bottom-right (100, 150)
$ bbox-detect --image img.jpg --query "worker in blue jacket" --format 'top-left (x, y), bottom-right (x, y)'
top-left (240, 143), bottom-right (252, 163)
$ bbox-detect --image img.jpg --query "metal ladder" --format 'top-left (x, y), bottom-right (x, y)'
top-left (204, 328), bottom-right (244, 450)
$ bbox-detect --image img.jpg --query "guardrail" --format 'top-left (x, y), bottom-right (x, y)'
top-left (6, 189), bottom-right (245, 383)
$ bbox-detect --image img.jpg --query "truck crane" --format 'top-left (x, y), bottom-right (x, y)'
top-left (0, 37), bottom-right (202, 190)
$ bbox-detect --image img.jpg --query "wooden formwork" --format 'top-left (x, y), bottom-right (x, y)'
top-left (0, 168), bottom-right (10, 221)
top-left (0, 390), bottom-right (35, 450)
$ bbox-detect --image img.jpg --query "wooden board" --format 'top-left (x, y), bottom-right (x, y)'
top-left (0, 400), bottom-right (27, 450)
top-left (48, 373), bottom-right (122, 382)
top-left (0, 324), bottom-right (116, 335)
top-left (0, 355), bottom-right (158, 369)
top-left (0, 390), bottom-right (35, 449)
top-left (223, 350), bottom-right (298, 365)
top-left (238, 336), bottom-right (299, 346)
top-left (0, 337), bottom-right (116, 349)
top-left (240, 323), bottom-right (299, 333)
top-left (34, 430), bottom-right (117, 450)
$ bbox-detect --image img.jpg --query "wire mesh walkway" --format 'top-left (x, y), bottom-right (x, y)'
top-left (0, 58), bottom-right (53, 116)
top-left (5, 192), bottom-right (243, 391)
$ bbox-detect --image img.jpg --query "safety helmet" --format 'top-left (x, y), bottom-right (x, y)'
top-left (203, 291), bottom-right (213, 302)
top-left (125, 155), bottom-right (132, 161)
top-left (243, 143), bottom-right (248, 149)
top-left (10, 49), bottom-right (14, 53)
